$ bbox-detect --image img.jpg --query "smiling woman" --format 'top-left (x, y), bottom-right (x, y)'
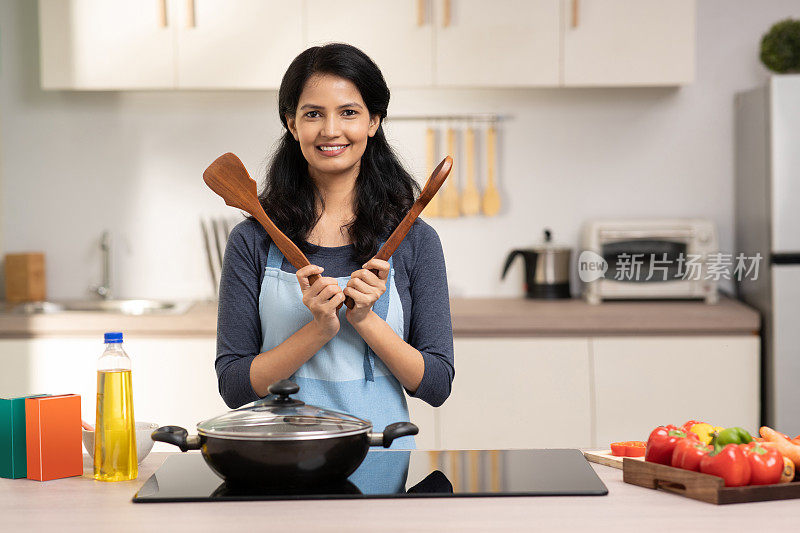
top-left (214, 44), bottom-right (455, 450)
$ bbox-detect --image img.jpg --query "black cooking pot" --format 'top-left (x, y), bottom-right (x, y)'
top-left (152, 380), bottom-right (418, 488)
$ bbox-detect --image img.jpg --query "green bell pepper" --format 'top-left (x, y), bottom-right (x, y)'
top-left (716, 427), bottom-right (753, 446)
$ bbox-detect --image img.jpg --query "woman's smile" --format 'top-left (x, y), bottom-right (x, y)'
top-left (316, 143), bottom-right (350, 157)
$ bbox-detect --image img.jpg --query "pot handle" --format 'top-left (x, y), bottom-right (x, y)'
top-left (370, 422), bottom-right (419, 448)
top-left (152, 425), bottom-right (202, 452)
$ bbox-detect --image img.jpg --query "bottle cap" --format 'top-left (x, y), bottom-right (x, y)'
top-left (104, 332), bottom-right (123, 343)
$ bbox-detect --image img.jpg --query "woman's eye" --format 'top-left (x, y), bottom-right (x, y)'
top-left (305, 111), bottom-right (320, 118)
top-left (342, 109), bottom-right (357, 117)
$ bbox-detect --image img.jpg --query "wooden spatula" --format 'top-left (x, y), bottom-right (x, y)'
top-left (460, 127), bottom-right (480, 216)
top-left (440, 128), bottom-right (460, 218)
top-left (202, 153), bottom-right (321, 288)
top-left (482, 125), bottom-right (501, 216)
top-left (421, 127), bottom-right (439, 218)
top-left (342, 155), bottom-right (453, 308)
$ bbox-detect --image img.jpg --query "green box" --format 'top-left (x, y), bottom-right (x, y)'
top-left (1, 395), bottom-right (48, 478)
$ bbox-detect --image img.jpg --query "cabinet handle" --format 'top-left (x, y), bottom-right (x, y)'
top-left (158, 0), bottom-right (168, 27)
top-left (186, 0), bottom-right (196, 28)
top-left (417, 0), bottom-right (425, 26)
top-left (572, 0), bottom-right (580, 28)
top-left (442, 0), bottom-right (450, 27)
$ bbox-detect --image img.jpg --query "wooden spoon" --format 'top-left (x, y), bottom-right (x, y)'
top-left (482, 125), bottom-right (501, 216)
top-left (439, 128), bottom-right (460, 218)
top-left (460, 127), bottom-right (480, 216)
top-left (202, 153), bottom-right (321, 288)
top-left (343, 155), bottom-right (453, 308)
top-left (421, 127), bottom-right (439, 218)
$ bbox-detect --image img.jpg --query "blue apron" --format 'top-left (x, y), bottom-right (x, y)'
top-left (258, 242), bottom-right (415, 449)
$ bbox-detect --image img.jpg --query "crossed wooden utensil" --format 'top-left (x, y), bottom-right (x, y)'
top-left (203, 152), bottom-right (453, 309)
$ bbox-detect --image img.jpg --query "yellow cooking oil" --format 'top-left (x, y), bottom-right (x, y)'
top-left (94, 332), bottom-right (137, 481)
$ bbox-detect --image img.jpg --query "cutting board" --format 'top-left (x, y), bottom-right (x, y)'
top-left (583, 450), bottom-right (644, 470)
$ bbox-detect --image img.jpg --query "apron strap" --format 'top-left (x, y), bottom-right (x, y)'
top-left (266, 241), bottom-right (283, 269)
top-left (363, 254), bottom-right (393, 383)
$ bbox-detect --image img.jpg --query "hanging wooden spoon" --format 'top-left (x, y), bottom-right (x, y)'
top-left (460, 126), bottom-right (480, 216)
top-left (482, 125), bottom-right (501, 216)
top-left (440, 127), bottom-right (460, 218)
top-left (421, 127), bottom-right (439, 218)
top-left (343, 155), bottom-right (453, 308)
top-left (202, 153), bottom-right (321, 288)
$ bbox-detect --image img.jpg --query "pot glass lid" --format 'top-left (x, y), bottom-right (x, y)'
top-left (196, 381), bottom-right (371, 440)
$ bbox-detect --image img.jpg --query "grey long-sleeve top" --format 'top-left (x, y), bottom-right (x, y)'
top-left (214, 218), bottom-right (455, 410)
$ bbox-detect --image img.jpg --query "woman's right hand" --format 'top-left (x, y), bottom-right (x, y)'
top-left (296, 265), bottom-right (345, 339)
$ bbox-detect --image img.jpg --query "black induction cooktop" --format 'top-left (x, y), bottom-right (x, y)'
top-left (132, 449), bottom-right (607, 502)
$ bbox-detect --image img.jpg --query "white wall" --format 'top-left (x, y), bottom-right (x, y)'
top-left (1, 0), bottom-right (799, 300)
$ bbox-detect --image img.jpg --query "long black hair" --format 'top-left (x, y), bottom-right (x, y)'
top-left (259, 43), bottom-right (419, 264)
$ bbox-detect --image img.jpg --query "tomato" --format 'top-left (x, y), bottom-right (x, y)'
top-left (611, 441), bottom-right (646, 457)
top-left (610, 442), bottom-right (627, 457)
top-left (625, 442), bottom-right (646, 457)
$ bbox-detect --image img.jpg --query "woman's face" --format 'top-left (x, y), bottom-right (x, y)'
top-left (287, 74), bottom-right (380, 180)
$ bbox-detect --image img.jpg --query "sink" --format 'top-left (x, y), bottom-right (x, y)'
top-left (9, 299), bottom-right (194, 316)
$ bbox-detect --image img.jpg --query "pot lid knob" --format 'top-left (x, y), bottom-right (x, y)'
top-left (268, 380), bottom-right (299, 397)
top-left (262, 380), bottom-right (304, 406)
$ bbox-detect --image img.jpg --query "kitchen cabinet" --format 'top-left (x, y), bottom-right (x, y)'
top-left (0, 337), bottom-right (226, 434)
top-left (39, 0), bottom-right (176, 89)
top-left (437, 338), bottom-right (593, 449)
top-left (561, 0), bottom-right (695, 86)
top-left (176, 0), bottom-right (302, 89)
top-left (39, 0), bottom-right (695, 90)
top-left (592, 336), bottom-right (759, 447)
top-left (434, 0), bottom-right (561, 87)
top-left (305, 0), bottom-right (434, 88)
top-left (39, 0), bottom-right (302, 90)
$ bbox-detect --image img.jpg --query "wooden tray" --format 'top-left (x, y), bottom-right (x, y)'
top-left (623, 457), bottom-right (800, 504)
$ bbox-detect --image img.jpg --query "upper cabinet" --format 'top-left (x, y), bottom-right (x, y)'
top-left (38, 0), bottom-right (696, 90)
top-left (176, 0), bottom-right (302, 89)
top-left (561, 0), bottom-right (695, 86)
top-left (306, 0), bottom-right (434, 88)
top-left (434, 0), bottom-right (560, 87)
top-left (39, 0), bottom-right (176, 89)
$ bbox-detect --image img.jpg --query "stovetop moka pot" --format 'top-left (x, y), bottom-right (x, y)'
top-left (501, 229), bottom-right (572, 299)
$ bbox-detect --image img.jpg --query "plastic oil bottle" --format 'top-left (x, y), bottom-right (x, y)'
top-left (93, 331), bottom-right (137, 481)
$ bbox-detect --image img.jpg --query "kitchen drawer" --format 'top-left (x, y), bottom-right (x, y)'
top-left (592, 336), bottom-right (760, 447)
top-left (438, 338), bottom-right (593, 449)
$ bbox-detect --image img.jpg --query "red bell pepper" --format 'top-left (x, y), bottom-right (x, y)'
top-left (679, 420), bottom-right (704, 434)
top-left (699, 436), bottom-right (751, 487)
top-left (744, 442), bottom-right (784, 485)
top-left (671, 437), bottom-right (710, 471)
top-left (645, 425), bottom-right (695, 465)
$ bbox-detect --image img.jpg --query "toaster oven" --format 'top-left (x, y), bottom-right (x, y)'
top-left (580, 219), bottom-right (719, 304)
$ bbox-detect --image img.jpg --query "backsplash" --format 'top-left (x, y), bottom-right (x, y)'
top-left (2, 0), bottom-right (798, 300)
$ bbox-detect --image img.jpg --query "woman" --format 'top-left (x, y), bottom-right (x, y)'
top-left (215, 43), bottom-right (454, 449)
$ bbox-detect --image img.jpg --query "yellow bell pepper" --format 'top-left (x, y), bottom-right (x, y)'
top-left (688, 423), bottom-right (724, 445)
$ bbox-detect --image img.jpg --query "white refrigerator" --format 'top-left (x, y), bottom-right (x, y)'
top-left (735, 75), bottom-right (800, 436)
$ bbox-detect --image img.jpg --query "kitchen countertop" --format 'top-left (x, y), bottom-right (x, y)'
top-left (1, 452), bottom-right (795, 532)
top-left (0, 296), bottom-right (759, 338)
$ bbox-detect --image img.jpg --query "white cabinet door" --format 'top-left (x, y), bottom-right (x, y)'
top-left (592, 336), bottom-right (759, 447)
top-left (562, 0), bottom-right (695, 86)
top-left (0, 336), bottom-right (226, 451)
top-left (406, 394), bottom-right (439, 449)
top-left (39, 0), bottom-right (177, 89)
top-left (434, 0), bottom-right (560, 87)
top-left (438, 338), bottom-right (592, 449)
top-left (305, 0), bottom-right (434, 88)
top-left (176, 0), bottom-right (303, 89)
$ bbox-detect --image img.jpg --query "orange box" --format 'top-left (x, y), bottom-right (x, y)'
top-left (25, 394), bottom-right (82, 481)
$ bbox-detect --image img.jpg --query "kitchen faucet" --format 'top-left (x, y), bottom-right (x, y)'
top-left (90, 230), bottom-right (113, 300)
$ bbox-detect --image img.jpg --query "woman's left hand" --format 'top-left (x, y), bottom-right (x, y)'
top-left (344, 258), bottom-right (390, 325)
